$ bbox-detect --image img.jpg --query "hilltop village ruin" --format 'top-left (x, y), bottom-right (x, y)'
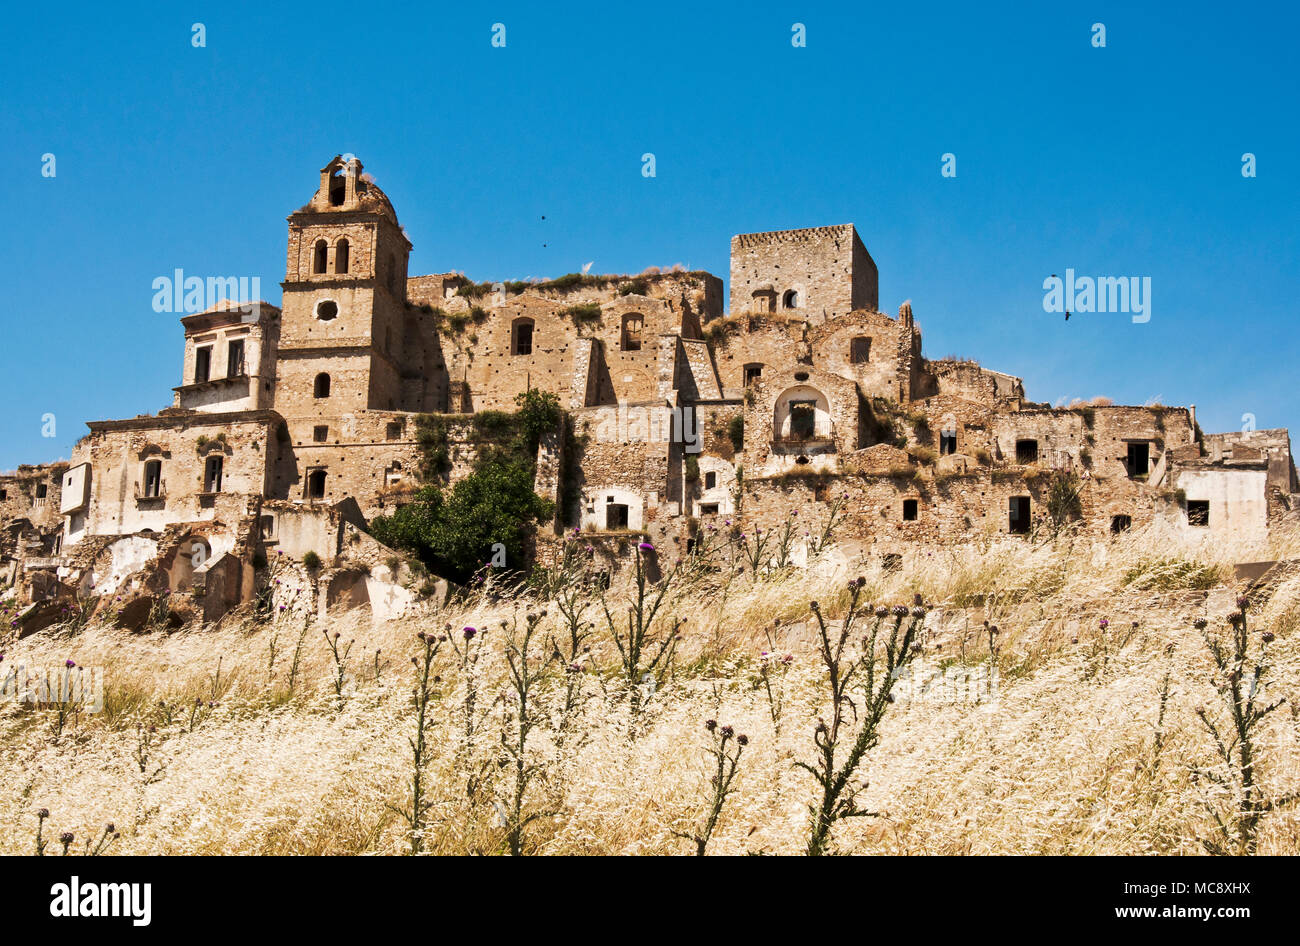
top-left (2, 156), bottom-right (1296, 629)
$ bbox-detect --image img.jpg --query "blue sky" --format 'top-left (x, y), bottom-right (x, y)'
top-left (2, 0), bottom-right (1297, 469)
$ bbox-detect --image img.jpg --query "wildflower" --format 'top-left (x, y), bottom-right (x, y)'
top-left (105, 823), bottom-right (115, 834)
top-left (1098, 618), bottom-right (1109, 630)
top-left (721, 725), bottom-right (734, 739)
top-left (875, 606), bottom-right (888, 618)
top-left (64, 659), bottom-right (76, 668)
top-left (891, 605), bottom-right (908, 617)
top-left (638, 542), bottom-right (655, 552)
top-left (59, 832), bottom-right (74, 844)
top-left (737, 734), bottom-right (749, 746)
top-left (1237, 596), bottom-right (1250, 610)
top-left (704, 719), bottom-right (717, 732)
top-left (37, 808), bottom-right (49, 819)
top-left (1262, 631), bottom-right (1275, 643)
top-left (463, 626), bottom-right (477, 639)
top-left (911, 606), bottom-right (926, 618)
top-left (1192, 617), bottom-right (1208, 630)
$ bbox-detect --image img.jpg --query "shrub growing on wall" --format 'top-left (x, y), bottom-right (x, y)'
top-left (369, 389), bottom-right (561, 581)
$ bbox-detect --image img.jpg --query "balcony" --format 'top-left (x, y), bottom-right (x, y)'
top-left (134, 480), bottom-right (167, 503)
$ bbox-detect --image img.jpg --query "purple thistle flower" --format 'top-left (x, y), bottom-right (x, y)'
top-left (638, 542), bottom-right (655, 552)
top-left (65, 659), bottom-right (76, 668)
top-left (463, 626), bottom-right (477, 639)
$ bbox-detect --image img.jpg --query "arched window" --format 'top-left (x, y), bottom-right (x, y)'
top-left (143, 459), bottom-right (162, 498)
top-left (511, 317), bottom-right (534, 356)
top-left (313, 240), bottom-right (328, 274)
top-left (774, 384), bottom-right (831, 442)
top-left (621, 314), bottom-right (644, 351)
top-left (782, 289), bottom-right (799, 309)
top-left (307, 469), bottom-right (327, 500)
top-left (314, 373), bottom-right (331, 398)
top-left (335, 238), bottom-right (350, 274)
top-left (328, 170), bottom-right (345, 206)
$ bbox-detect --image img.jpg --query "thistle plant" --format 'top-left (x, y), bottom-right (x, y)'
top-left (599, 542), bottom-right (682, 709)
top-left (446, 623), bottom-right (496, 806)
top-left (770, 510), bottom-right (800, 571)
top-left (806, 493), bottom-right (850, 558)
top-left (673, 719), bottom-right (748, 856)
top-left (392, 630), bottom-right (445, 854)
top-left (756, 626), bottom-right (795, 736)
top-left (496, 609), bottom-right (554, 855)
top-left (550, 552), bottom-right (597, 726)
top-left (735, 526), bottom-right (774, 577)
top-left (799, 581), bottom-right (925, 856)
top-left (1190, 600), bottom-right (1297, 855)
top-left (322, 628), bottom-right (355, 705)
top-left (35, 812), bottom-right (119, 856)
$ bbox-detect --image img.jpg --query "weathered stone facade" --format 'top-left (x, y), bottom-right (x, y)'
top-left (2, 155), bottom-right (1295, 626)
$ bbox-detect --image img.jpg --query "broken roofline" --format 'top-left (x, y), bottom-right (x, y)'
top-left (84, 409), bottom-right (283, 433)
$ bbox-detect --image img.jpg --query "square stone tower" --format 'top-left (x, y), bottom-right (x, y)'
top-left (279, 156), bottom-right (413, 424)
top-left (730, 224), bottom-right (877, 323)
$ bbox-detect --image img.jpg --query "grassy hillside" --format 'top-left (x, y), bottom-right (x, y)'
top-left (4, 521), bottom-right (1299, 855)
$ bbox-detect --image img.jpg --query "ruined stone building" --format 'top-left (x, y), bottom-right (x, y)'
top-left (2, 156), bottom-right (1295, 625)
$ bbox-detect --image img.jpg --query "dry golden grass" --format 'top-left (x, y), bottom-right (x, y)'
top-left (4, 520), bottom-right (1300, 855)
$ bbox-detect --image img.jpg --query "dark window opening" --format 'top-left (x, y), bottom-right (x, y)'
top-left (227, 339), bottom-right (246, 377)
top-left (1009, 495), bottom-right (1031, 534)
top-left (939, 430), bottom-right (958, 455)
top-left (314, 373), bottom-right (331, 398)
top-left (903, 498), bottom-right (918, 521)
top-left (335, 238), bottom-right (350, 275)
top-left (743, 363), bottom-right (763, 386)
top-left (621, 315), bottom-right (643, 351)
top-left (316, 300), bottom-right (338, 321)
top-left (1111, 514), bottom-right (1132, 534)
top-left (35, 482), bottom-right (48, 499)
top-left (1016, 439), bottom-right (1039, 464)
top-left (782, 289), bottom-right (799, 309)
top-left (194, 347), bottom-right (211, 383)
top-left (1187, 500), bottom-right (1210, 527)
top-left (512, 319), bottom-right (534, 356)
top-left (386, 422), bottom-right (403, 441)
top-left (0, 488), bottom-right (7, 500)
top-left (329, 173), bottom-right (345, 206)
top-left (143, 460), bottom-right (162, 498)
top-left (313, 425), bottom-right (328, 443)
top-left (307, 469), bottom-right (327, 500)
top-left (699, 503), bottom-right (719, 516)
top-left (704, 471), bottom-right (717, 490)
top-left (1127, 442), bottom-right (1150, 477)
top-left (789, 400), bottom-right (817, 440)
top-left (313, 240), bottom-right (328, 274)
top-left (260, 515), bottom-right (275, 539)
top-left (203, 456), bottom-right (223, 493)
top-left (606, 502), bottom-right (629, 530)
top-left (850, 336), bottom-right (872, 364)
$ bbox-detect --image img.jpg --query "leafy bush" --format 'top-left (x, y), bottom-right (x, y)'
top-left (369, 390), bottom-right (562, 582)
top-left (301, 551), bottom-right (322, 570)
